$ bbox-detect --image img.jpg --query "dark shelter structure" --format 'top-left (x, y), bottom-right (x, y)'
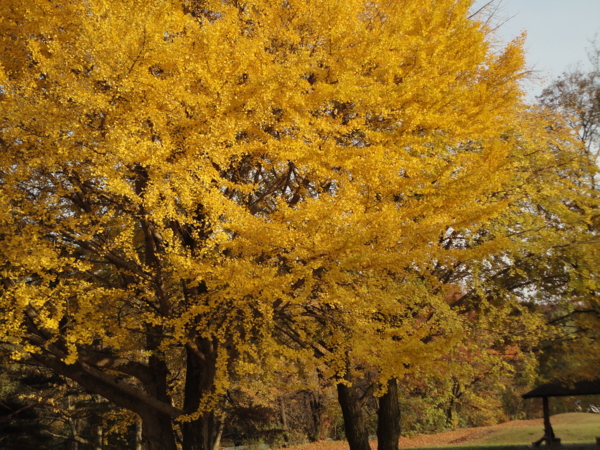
top-left (522, 378), bottom-right (600, 447)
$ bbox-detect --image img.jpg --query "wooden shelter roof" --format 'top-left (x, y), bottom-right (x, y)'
top-left (522, 378), bottom-right (600, 399)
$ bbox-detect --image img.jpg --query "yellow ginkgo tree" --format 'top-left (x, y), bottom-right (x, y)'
top-left (0, 0), bottom-right (590, 449)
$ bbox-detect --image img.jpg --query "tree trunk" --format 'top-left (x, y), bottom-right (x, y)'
top-left (445, 402), bottom-right (454, 428)
top-left (182, 411), bottom-right (224, 450)
top-left (280, 394), bottom-right (290, 443)
top-left (139, 409), bottom-right (178, 450)
top-left (307, 390), bottom-right (323, 442)
top-left (181, 341), bottom-right (222, 450)
top-left (281, 395), bottom-right (288, 431)
top-left (68, 395), bottom-right (80, 450)
top-left (141, 331), bottom-right (178, 450)
top-left (213, 415), bottom-right (224, 450)
top-left (337, 383), bottom-right (371, 450)
top-left (94, 423), bottom-right (103, 450)
top-left (377, 378), bottom-right (401, 450)
top-left (135, 419), bottom-right (143, 450)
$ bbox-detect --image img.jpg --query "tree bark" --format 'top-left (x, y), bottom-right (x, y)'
top-left (307, 390), bottom-right (323, 442)
top-left (135, 419), bottom-right (143, 450)
top-left (138, 408), bottom-right (178, 450)
top-left (181, 410), bottom-right (224, 450)
top-left (377, 378), bottom-right (401, 450)
top-left (445, 402), bottom-right (454, 428)
top-left (142, 329), bottom-right (178, 450)
top-left (280, 394), bottom-right (290, 443)
top-left (336, 383), bottom-right (371, 450)
top-left (181, 341), bottom-right (222, 450)
top-left (94, 423), bottom-right (103, 450)
top-left (213, 415), bottom-right (225, 450)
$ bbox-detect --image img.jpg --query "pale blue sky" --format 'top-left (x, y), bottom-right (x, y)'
top-left (472, 0), bottom-right (600, 99)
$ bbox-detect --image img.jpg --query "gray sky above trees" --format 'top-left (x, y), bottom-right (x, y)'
top-left (472, 0), bottom-right (600, 99)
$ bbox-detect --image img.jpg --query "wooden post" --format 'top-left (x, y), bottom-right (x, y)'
top-left (532, 396), bottom-right (561, 448)
top-left (542, 396), bottom-right (556, 447)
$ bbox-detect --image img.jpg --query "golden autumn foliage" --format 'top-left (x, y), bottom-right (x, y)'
top-left (0, 0), bottom-right (596, 449)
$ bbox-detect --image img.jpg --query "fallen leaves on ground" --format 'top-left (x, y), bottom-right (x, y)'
top-left (279, 418), bottom-right (546, 450)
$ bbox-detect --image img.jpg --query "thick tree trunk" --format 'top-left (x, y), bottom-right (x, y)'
top-left (139, 408), bottom-right (178, 450)
top-left (141, 331), bottom-right (178, 450)
top-left (377, 378), bottom-right (401, 450)
top-left (182, 411), bottom-right (224, 450)
top-left (181, 342), bottom-right (222, 450)
top-left (336, 383), bottom-right (371, 450)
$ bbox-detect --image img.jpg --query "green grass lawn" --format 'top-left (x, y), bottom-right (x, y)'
top-left (410, 446), bottom-right (597, 450)
top-left (475, 413), bottom-right (600, 446)
top-left (402, 412), bottom-right (600, 448)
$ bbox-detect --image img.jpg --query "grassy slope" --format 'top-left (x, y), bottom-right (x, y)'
top-left (400, 412), bottom-right (600, 447)
top-left (474, 413), bottom-right (600, 446)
